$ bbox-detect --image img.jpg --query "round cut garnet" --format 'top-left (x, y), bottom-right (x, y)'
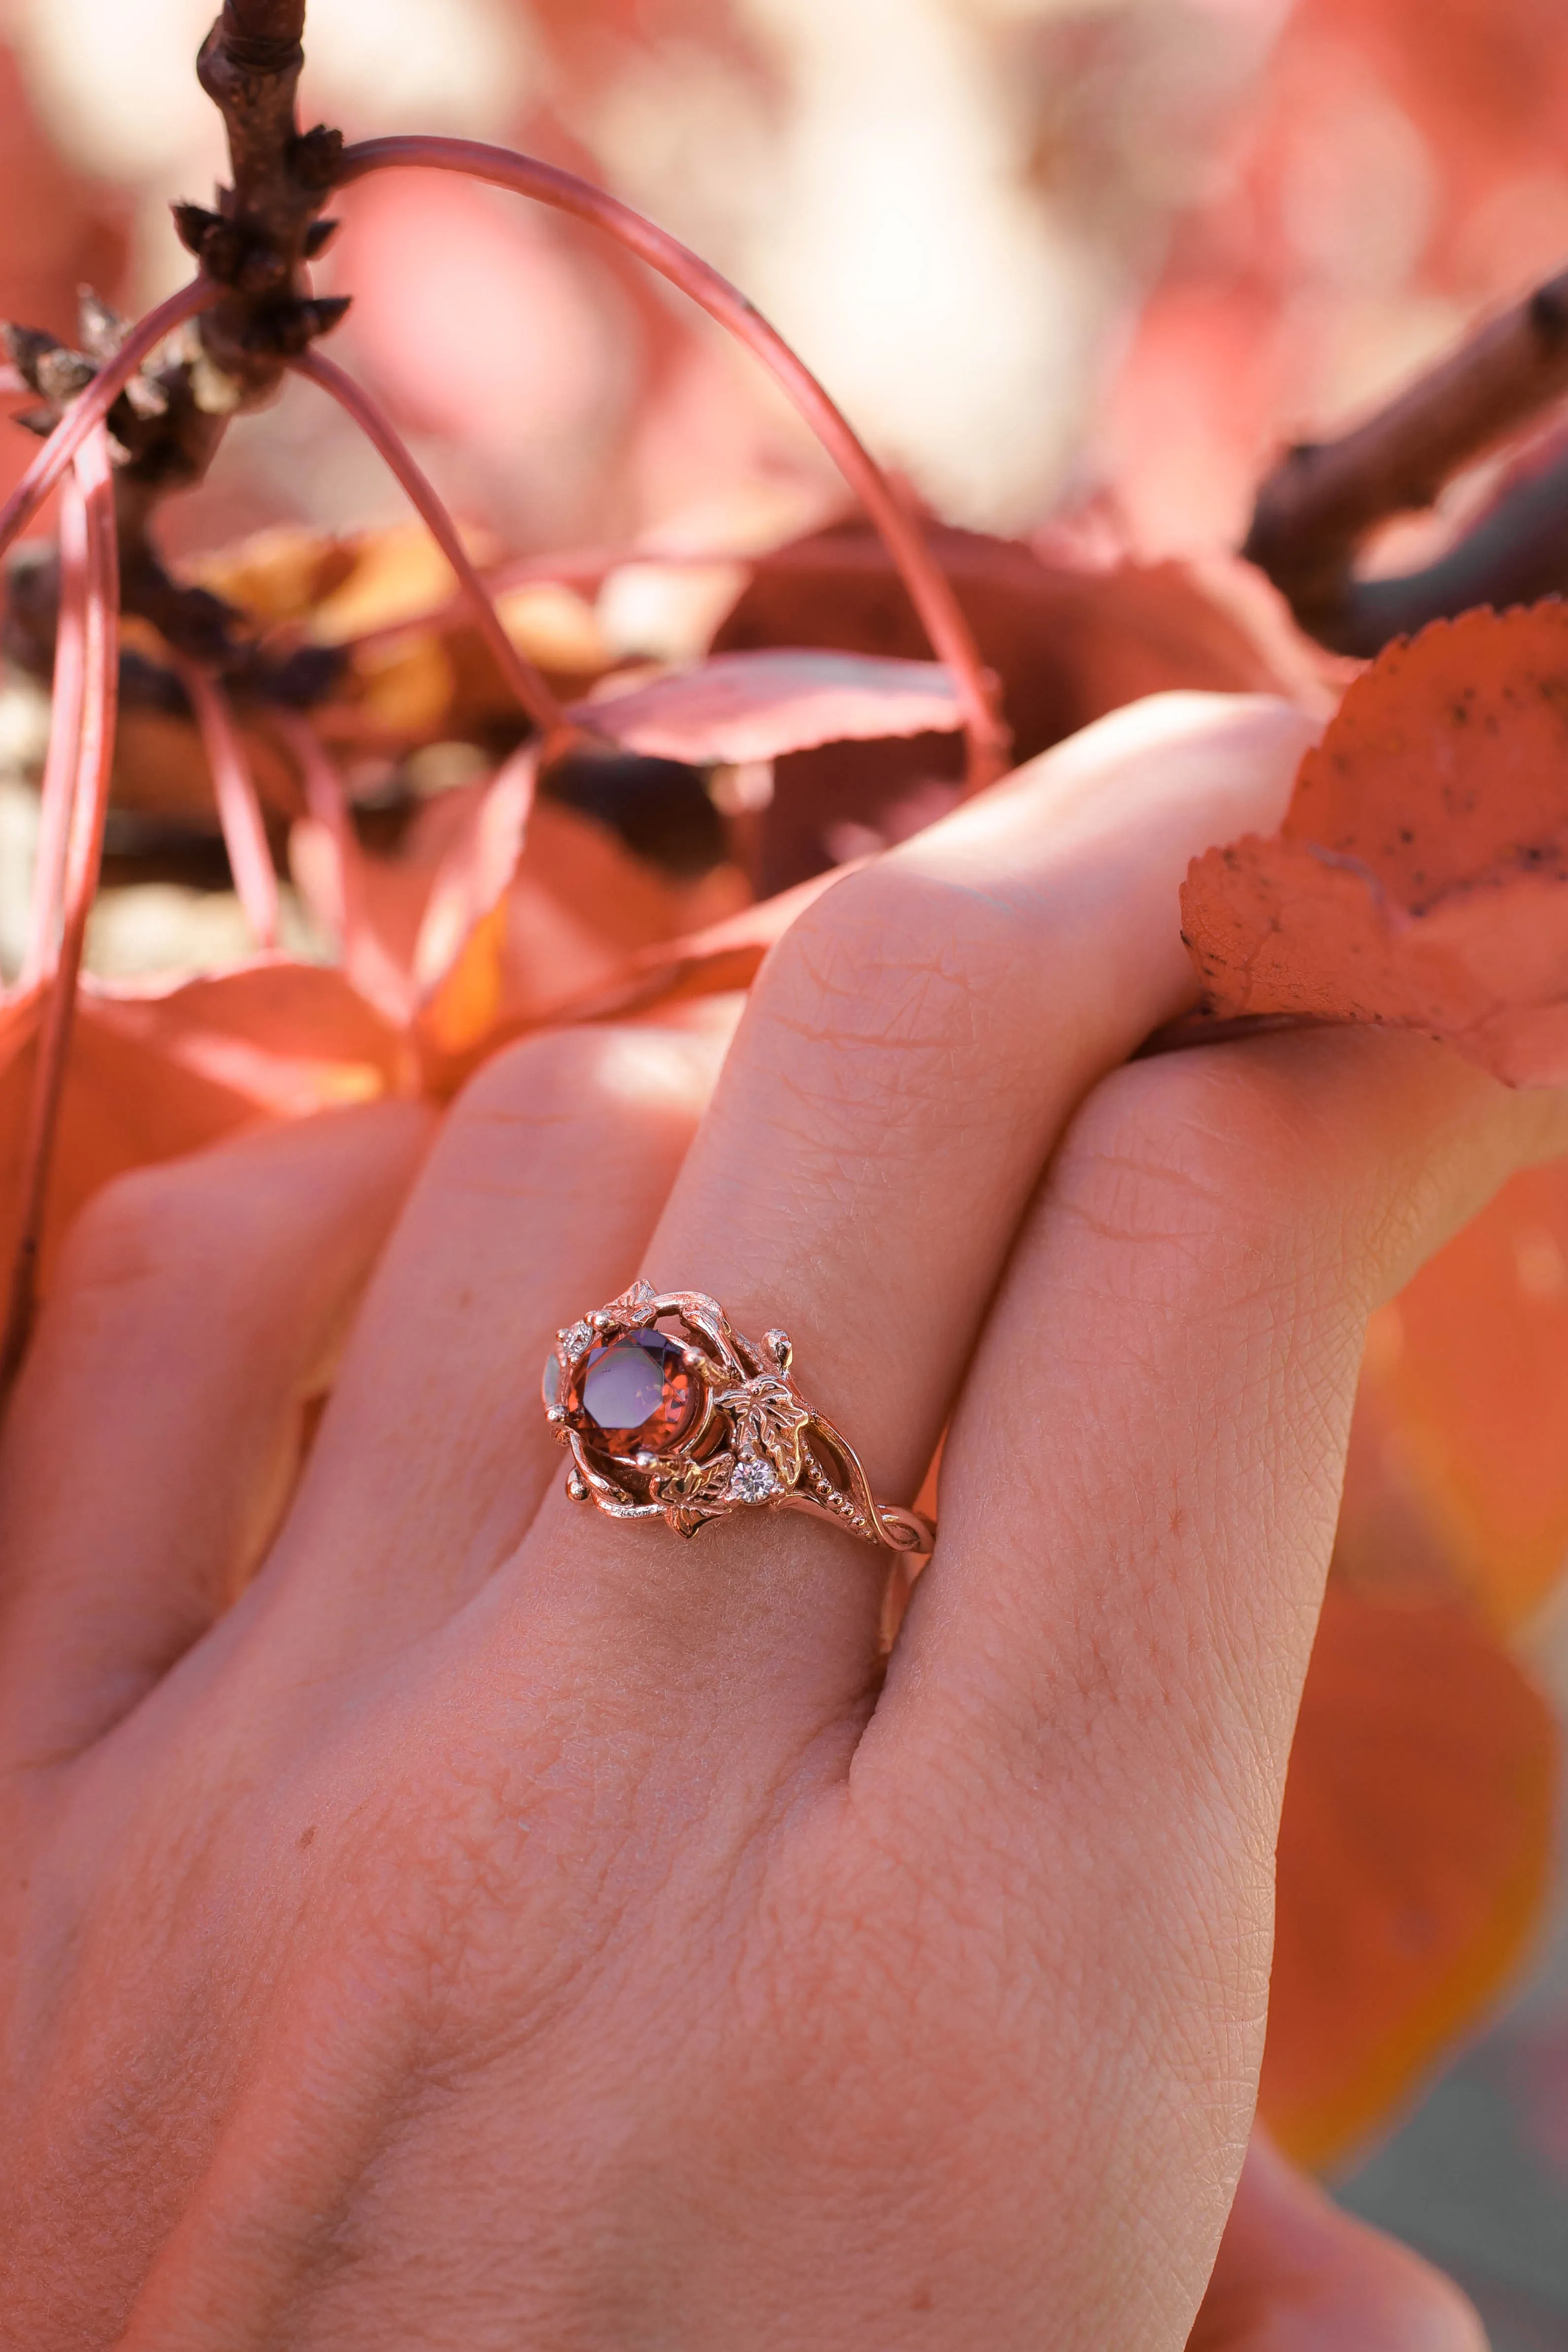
top-left (579, 1328), bottom-right (697, 1453)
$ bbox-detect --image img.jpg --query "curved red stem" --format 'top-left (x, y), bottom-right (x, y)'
top-left (0, 281), bottom-right (215, 567)
top-left (335, 136), bottom-right (1010, 790)
top-left (270, 707), bottom-right (416, 1024)
top-left (18, 469), bottom-right (91, 990)
top-left (2, 429), bottom-right (121, 1386)
top-left (291, 348), bottom-right (568, 741)
top-left (272, 704), bottom-right (355, 863)
top-left (173, 656), bottom-right (281, 949)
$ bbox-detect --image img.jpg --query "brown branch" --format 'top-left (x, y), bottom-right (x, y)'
top-left (189, 0), bottom-right (345, 397)
top-left (4, 6), bottom-right (354, 746)
top-left (1245, 266), bottom-right (1568, 656)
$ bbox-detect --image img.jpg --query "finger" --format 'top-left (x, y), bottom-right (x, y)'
top-left (513, 695), bottom-right (1319, 1723)
top-left (0, 1102), bottom-right (431, 1764)
top-left (873, 1027), bottom-right (1568, 2317)
top-left (890, 1027), bottom-right (1568, 1767)
top-left (1190, 2129), bottom-right (1486, 2350)
top-left (263, 1012), bottom-right (733, 1648)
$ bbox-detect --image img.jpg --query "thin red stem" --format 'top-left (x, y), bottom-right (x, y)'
top-left (18, 468), bottom-right (92, 990)
top-left (272, 703), bottom-right (354, 851)
top-left (2, 429), bottom-right (121, 1387)
top-left (174, 656), bottom-right (281, 948)
top-left (0, 281), bottom-right (215, 567)
top-left (270, 706), bottom-right (415, 1022)
top-left (336, 136), bottom-right (1010, 789)
top-left (291, 349), bottom-right (568, 740)
top-left (270, 701), bottom-right (357, 938)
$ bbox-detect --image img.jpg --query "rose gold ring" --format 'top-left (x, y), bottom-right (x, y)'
top-left (541, 1281), bottom-right (935, 1558)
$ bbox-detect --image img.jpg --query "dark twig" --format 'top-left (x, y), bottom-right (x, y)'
top-left (3, 3), bottom-right (351, 734)
top-left (1245, 266), bottom-right (1568, 656)
top-left (0, 283), bottom-right (216, 566)
top-left (188, 0), bottom-right (346, 398)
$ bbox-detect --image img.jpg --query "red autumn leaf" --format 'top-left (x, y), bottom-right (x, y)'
top-left (569, 649), bottom-right (965, 764)
top-left (414, 797), bottom-right (756, 1085)
top-left (1182, 602), bottom-right (1568, 1084)
top-left (714, 522), bottom-right (1324, 733)
top-left (415, 861), bottom-right (849, 1098)
top-left (1259, 1584), bottom-right (1556, 2170)
top-left (521, 859), bottom-right (848, 1026)
top-left (1338, 1159), bottom-right (1568, 1631)
top-left (712, 519), bottom-right (1329, 892)
top-left (289, 756), bottom-right (515, 1035)
top-left (410, 744), bottom-right (537, 1000)
top-left (0, 965), bottom-right (401, 1299)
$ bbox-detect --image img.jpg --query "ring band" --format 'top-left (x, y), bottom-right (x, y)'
top-left (542, 1282), bottom-right (934, 1558)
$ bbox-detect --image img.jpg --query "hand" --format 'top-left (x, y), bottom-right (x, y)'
top-left (1196, 2130), bottom-right (1484, 2350)
top-left (0, 694), bottom-right (1523, 2347)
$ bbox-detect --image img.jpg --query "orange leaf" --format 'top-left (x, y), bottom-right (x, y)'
top-left (414, 798), bottom-right (753, 1085)
top-left (1340, 1161), bottom-right (1568, 1629)
top-left (0, 966), bottom-right (401, 1301)
top-left (419, 859), bottom-right (844, 1096)
top-left (411, 746), bottom-right (536, 1000)
top-left (1259, 1585), bottom-right (1556, 2170)
top-left (1183, 603), bottom-right (1568, 1084)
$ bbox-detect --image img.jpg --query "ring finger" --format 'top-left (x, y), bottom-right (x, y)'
top-left (509, 693), bottom-right (1320, 1738)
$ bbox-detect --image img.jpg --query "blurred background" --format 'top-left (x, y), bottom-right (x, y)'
top-left (2, 0), bottom-right (1568, 2336)
top-left (11, 0), bottom-right (1568, 568)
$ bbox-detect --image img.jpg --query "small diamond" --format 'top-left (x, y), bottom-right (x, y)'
top-left (727, 1458), bottom-right (779, 1504)
top-left (560, 1320), bottom-right (594, 1358)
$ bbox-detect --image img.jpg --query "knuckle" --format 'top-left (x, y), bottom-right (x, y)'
top-left (59, 1152), bottom-right (240, 1300)
top-left (1053, 1049), bottom-right (1334, 1283)
top-left (449, 1021), bottom-right (707, 1138)
top-left (754, 866), bottom-right (1031, 1141)
top-left (781, 861), bottom-right (1029, 1028)
top-left (448, 1025), bottom-right (587, 1129)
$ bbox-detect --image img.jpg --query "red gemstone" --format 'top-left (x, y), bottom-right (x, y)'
top-left (579, 1327), bottom-right (697, 1453)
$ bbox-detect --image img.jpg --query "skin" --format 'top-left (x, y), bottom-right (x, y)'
top-left (0, 692), bottom-right (1516, 2348)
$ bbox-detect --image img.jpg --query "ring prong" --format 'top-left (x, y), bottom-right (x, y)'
top-left (765, 1327), bottom-right (793, 1373)
top-left (566, 1470), bottom-right (590, 1502)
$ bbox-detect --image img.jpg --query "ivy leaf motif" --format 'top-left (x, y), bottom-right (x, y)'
top-left (716, 1376), bottom-right (811, 1487)
top-left (604, 1278), bottom-right (659, 1329)
top-left (649, 1453), bottom-right (732, 1511)
top-left (665, 1505), bottom-right (719, 1540)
